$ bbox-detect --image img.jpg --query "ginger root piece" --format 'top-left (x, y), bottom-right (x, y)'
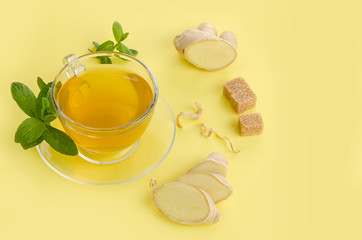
top-left (238, 112), bottom-right (264, 136)
top-left (177, 102), bottom-right (203, 128)
top-left (177, 172), bottom-right (233, 203)
top-left (198, 22), bottom-right (218, 35)
top-left (152, 182), bottom-right (221, 225)
top-left (150, 153), bottom-right (234, 225)
top-left (188, 152), bottom-right (229, 177)
top-left (174, 22), bottom-right (237, 71)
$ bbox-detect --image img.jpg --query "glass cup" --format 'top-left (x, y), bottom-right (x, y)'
top-left (51, 52), bottom-right (158, 164)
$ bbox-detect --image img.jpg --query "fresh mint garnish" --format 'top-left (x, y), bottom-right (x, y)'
top-left (36, 82), bottom-right (52, 117)
top-left (54, 81), bottom-right (62, 99)
top-left (90, 21), bottom-right (138, 64)
top-left (15, 118), bottom-right (46, 144)
top-left (92, 41), bottom-right (100, 48)
top-left (116, 43), bottom-right (132, 55)
top-left (37, 77), bottom-right (47, 90)
top-left (96, 40), bottom-right (116, 51)
top-left (42, 113), bottom-right (57, 124)
top-left (112, 21), bottom-right (123, 42)
top-left (11, 79), bottom-right (78, 156)
top-left (42, 125), bottom-right (78, 156)
top-left (11, 82), bottom-right (37, 118)
top-left (21, 136), bottom-right (44, 150)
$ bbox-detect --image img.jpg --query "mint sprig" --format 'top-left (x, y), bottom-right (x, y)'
top-left (11, 78), bottom-right (78, 156)
top-left (89, 21), bottom-right (138, 64)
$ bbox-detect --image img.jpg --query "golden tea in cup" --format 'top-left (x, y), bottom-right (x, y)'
top-left (52, 52), bottom-right (158, 163)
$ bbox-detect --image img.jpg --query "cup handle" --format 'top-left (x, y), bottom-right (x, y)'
top-left (63, 54), bottom-right (85, 78)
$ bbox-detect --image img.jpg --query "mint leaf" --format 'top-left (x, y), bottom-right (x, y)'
top-left (54, 81), bottom-right (62, 98)
top-left (40, 97), bottom-right (50, 118)
top-left (97, 56), bottom-right (112, 64)
top-left (114, 54), bottom-right (129, 61)
top-left (36, 83), bottom-right (52, 118)
top-left (50, 81), bottom-right (62, 113)
top-left (92, 41), bottom-right (100, 48)
top-left (116, 43), bottom-right (132, 55)
top-left (15, 118), bottom-right (46, 144)
top-left (112, 21), bottom-right (123, 42)
top-left (20, 136), bottom-right (44, 150)
top-left (47, 93), bottom-right (56, 114)
top-left (102, 58), bottom-right (112, 64)
top-left (117, 44), bottom-right (137, 56)
top-left (43, 125), bottom-right (78, 156)
top-left (42, 113), bottom-right (57, 124)
top-left (37, 77), bottom-right (46, 90)
top-left (96, 40), bottom-right (115, 51)
top-left (11, 82), bottom-right (37, 117)
top-left (120, 32), bottom-right (129, 42)
top-left (129, 49), bottom-right (138, 56)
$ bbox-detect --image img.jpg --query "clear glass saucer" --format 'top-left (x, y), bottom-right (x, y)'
top-left (36, 95), bottom-right (176, 186)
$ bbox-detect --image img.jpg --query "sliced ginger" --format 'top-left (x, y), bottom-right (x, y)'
top-left (177, 172), bottom-right (233, 203)
top-left (151, 182), bottom-right (220, 225)
top-left (151, 152), bottom-right (233, 225)
top-left (174, 22), bottom-right (237, 71)
top-left (188, 152), bottom-right (229, 177)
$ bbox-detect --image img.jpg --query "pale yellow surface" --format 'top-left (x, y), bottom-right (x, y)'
top-left (1, 0), bottom-right (362, 239)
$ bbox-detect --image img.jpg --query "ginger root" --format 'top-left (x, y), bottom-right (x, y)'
top-left (174, 22), bottom-right (237, 71)
top-left (176, 172), bottom-right (233, 203)
top-left (188, 152), bottom-right (229, 177)
top-left (151, 152), bottom-right (232, 225)
top-left (151, 182), bottom-right (220, 225)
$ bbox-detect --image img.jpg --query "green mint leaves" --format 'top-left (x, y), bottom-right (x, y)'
top-left (42, 125), bottom-right (78, 156)
top-left (112, 21), bottom-right (124, 42)
top-left (11, 82), bottom-right (37, 117)
top-left (90, 21), bottom-right (138, 64)
top-left (11, 78), bottom-right (78, 155)
top-left (15, 118), bottom-right (45, 144)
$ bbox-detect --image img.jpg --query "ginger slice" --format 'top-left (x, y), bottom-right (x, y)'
top-left (201, 123), bottom-right (240, 153)
top-left (176, 102), bottom-right (203, 128)
top-left (174, 22), bottom-right (237, 71)
top-left (188, 152), bottom-right (229, 177)
top-left (151, 182), bottom-right (220, 225)
top-left (184, 40), bottom-right (237, 71)
top-left (176, 172), bottom-right (233, 203)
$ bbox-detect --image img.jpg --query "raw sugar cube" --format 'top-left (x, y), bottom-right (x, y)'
top-left (238, 113), bottom-right (264, 136)
top-left (223, 77), bottom-right (256, 114)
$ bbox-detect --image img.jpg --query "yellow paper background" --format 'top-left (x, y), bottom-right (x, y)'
top-left (1, 0), bottom-right (362, 239)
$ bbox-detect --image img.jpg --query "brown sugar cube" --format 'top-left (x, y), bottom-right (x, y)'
top-left (238, 113), bottom-right (264, 136)
top-left (229, 89), bottom-right (257, 113)
top-left (223, 77), bottom-right (250, 98)
top-left (223, 77), bottom-right (257, 114)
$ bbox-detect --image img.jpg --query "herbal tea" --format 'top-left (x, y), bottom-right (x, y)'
top-left (56, 65), bottom-right (154, 158)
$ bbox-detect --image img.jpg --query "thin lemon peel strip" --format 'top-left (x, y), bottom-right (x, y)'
top-left (201, 123), bottom-right (240, 153)
top-left (177, 102), bottom-right (204, 128)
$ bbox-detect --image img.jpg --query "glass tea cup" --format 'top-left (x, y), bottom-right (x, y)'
top-left (51, 52), bottom-right (158, 164)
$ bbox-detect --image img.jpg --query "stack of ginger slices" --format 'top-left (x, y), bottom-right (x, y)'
top-left (151, 152), bottom-right (233, 225)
